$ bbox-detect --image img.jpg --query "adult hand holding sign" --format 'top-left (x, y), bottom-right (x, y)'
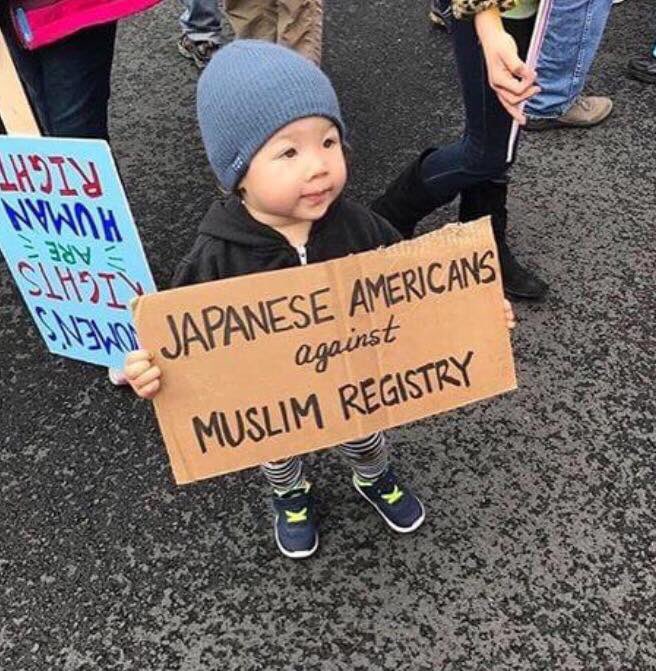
top-left (474, 7), bottom-right (540, 124)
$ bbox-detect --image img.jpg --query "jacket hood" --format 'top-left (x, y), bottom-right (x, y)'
top-left (197, 195), bottom-right (339, 248)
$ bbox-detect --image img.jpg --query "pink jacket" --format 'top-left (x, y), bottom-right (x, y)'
top-left (11, 0), bottom-right (162, 49)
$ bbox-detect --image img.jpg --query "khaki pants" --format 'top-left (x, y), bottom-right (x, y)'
top-left (224, 0), bottom-right (323, 65)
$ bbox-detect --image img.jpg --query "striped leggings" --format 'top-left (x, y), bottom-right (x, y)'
top-left (261, 432), bottom-right (389, 492)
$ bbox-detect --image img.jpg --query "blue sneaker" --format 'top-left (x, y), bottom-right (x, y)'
top-left (353, 469), bottom-right (425, 533)
top-left (272, 482), bottom-right (319, 559)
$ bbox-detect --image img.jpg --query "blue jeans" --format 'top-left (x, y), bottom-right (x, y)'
top-left (179, 0), bottom-right (223, 44)
top-left (525, 0), bottom-right (613, 119)
top-left (420, 13), bottom-right (534, 207)
top-left (0, 7), bottom-right (116, 140)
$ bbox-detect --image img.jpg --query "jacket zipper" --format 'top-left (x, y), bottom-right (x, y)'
top-left (295, 245), bottom-right (308, 266)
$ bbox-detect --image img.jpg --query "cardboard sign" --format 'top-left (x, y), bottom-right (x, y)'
top-left (133, 216), bottom-right (516, 485)
top-left (0, 136), bottom-right (156, 368)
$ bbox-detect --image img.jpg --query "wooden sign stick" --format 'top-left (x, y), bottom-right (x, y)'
top-left (0, 27), bottom-right (40, 136)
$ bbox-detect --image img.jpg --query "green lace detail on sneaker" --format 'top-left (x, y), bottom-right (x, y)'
top-left (353, 474), bottom-right (375, 487)
top-left (285, 508), bottom-right (308, 524)
top-left (382, 486), bottom-right (404, 505)
top-left (274, 480), bottom-right (311, 498)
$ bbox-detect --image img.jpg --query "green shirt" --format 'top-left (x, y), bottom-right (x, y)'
top-left (503, 0), bottom-right (539, 19)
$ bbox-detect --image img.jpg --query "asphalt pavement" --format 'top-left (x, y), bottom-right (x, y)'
top-left (1, 1), bottom-right (655, 669)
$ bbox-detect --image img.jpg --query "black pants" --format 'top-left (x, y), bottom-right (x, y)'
top-left (1, 6), bottom-right (116, 140)
top-left (420, 11), bottom-right (535, 210)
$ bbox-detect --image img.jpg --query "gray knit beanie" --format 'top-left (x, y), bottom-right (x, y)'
top-left (197, 40), bottom-right (346, 191)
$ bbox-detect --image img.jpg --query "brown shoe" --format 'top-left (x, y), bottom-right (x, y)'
top-left (525, 95), bottom-right (613, 131)
top-left (177, 34), bottom-right (221, 69)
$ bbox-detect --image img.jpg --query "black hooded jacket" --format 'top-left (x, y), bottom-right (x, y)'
top-left (171, 195), bottom-right (402, 288)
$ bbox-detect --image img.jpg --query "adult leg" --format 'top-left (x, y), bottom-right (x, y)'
top-left (458, 177), bottom-right (546, 298)
top-left (179, 0), bottom-right (224, 44)
top-left (224, 0), bottom-right (277, 42)
top-left (38, 22), bottom-right (117, 140)
top-left (458, 17), bottom-right (547, 298)
top-left (0, 5), bottom-right (48, 131)
top-left (277, 0), bottom-right (323, 65)
top-left (372, 13), bottom-right (515, 237)
top-left (178, 0), bottom-right (226, 68)
top-left (525, 0), bottom-right (613, 124)
top-left (372, 14), bottom-right (546, 298)
top-left (0, 19), bottom-right (116, 139)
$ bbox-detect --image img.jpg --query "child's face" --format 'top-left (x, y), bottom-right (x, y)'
top-left (239, 116), bottom-right (347, 232)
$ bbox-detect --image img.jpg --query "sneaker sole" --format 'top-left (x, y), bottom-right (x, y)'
top-left (353, 481), bottom-right (426, 534)
top-left (428, 12), bottom-right (446, 28)
top-left (177, 41), bottom-right (194, 60)
top-left (274, 517), bottom-right (319, 559)
top-left (627, 69), bottom-right (656, 85)
top-left (177, 42), bottom-right (207, 70)
top-left (504, 286), bottom-right (548, 301)
top-left (526, 107), bottom-right (613, 131)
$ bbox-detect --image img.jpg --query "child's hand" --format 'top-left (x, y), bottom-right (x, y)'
top-left (474, 8), bottom-right (540, 123)
top-left (124, 349), bottom-right (162, 399)
top-left (504, 298), bottom-right (516, 330)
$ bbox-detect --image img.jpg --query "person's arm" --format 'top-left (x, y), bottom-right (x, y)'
top-left (451, 0), bottom-right (516, 20)
top-left (473, 7), bottom-right (540, 123)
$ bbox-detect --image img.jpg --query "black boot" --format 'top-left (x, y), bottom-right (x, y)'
top-left (371, 149), bottom-right (439, 239)
top-left (459, 180), bottom-right (548, 300)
